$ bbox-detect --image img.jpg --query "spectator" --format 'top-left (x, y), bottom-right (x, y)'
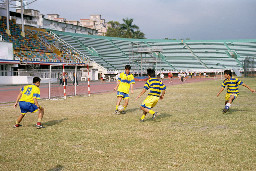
top-left (73, 73), bottom-right (78, 85)
top-left (160, 72), bottom-right (164, 82)
top-left (168, 72), bottom-right (173, 83)
top-left (59, 74), bottom-right (63, 86)
top-left (63, 72), bottom-right (68, 86)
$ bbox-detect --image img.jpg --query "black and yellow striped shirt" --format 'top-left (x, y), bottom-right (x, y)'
top-left (222, 77), bottom-right (243, 94)
top-left (144, 78), bottom-right (166, 97)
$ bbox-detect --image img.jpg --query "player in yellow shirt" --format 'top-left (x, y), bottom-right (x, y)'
top-left (114, 65), bottom-right (135, 114)
top-left (13, 77), bottom-right (45, 129)
top-left (217, 70), bottom-right (255, 113)
top-left (136, 69), bottom-right (166, 122)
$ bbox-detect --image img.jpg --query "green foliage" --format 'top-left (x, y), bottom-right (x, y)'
top-left (105, 21), bottom-right (122, 37)
top-left (106, 18), bottom-right (145, 39)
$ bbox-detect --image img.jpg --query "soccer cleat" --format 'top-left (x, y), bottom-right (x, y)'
top-left (115, 110), bottom-right (120, 115)
top-left (36, 124), bottom-right (44, 129)
top-left (152, 112), bottom-right (158, 120)
top-left (222, 108), bottom-right (229, 113)
top-left (120, 110), bottom-right (126, 114)
top-left (139, 119), bottom-right (145, 122)
top-left (13, 124), bottom-right (22, 128)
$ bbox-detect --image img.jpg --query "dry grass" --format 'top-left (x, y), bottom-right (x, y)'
top-left (0, 78), bottom-right (256, 170)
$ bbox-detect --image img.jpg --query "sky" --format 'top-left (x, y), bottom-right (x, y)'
top-left (26, 0), bottom-right (256, 40)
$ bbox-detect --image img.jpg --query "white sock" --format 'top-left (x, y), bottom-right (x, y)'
top-left (226, 103), bottom-right (231, 108)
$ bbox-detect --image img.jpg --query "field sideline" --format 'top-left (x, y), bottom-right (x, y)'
top-left (0, 78), bottom-right (255, 170)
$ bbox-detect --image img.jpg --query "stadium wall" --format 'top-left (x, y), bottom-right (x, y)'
top-left (0, 42), bottom-right (13, 60)
top-left (0, 8), bottom-right (6, 16)
top-left (0, 76), bottom-right (55, 85)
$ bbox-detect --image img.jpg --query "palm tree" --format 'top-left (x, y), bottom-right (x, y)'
top-left (133, 30), bottom-right (145, 39)
top-left (106, 21), bottom-right (122, 37)
top-left (120, 18), bottom-right (139, 38)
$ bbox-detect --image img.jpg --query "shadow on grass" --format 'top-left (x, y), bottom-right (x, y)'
top-left (43, 118), bottom-right (68, 127)
top-left (47, 165), bottom-right (64, 171)
top-left (126, 108), bottom-right (140, 113)
top-left (144, 113), bottom-right (172, 122)
top-left (227, 108), bottom-right (248, 114)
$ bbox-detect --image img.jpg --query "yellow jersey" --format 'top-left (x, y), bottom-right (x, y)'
top-left (117, 72), bottom-right (135, 94)
top-left (19, 84), bottom-right (40, 103)
top-left (222, 77), bottom-right (243, 95)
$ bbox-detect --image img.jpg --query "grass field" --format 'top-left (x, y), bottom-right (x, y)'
top-left (1, 78), bottom-right (256, 170)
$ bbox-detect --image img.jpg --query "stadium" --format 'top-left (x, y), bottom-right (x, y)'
top-left (1, 0), bottom-right (256, 170)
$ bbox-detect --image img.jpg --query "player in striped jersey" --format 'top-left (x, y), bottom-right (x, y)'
top-left (217, 70), bottom-right (255, 113)
top-left (136, 69), bottom-right (166, 122)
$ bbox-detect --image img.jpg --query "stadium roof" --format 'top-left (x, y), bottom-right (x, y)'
top-left (50, 30), bottom-right (256, 71)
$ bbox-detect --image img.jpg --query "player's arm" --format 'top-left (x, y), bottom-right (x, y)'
top-left (217, 87), bottom-right (225, 97)
top-left (160, 90), bottom-right (166, 99)
top-left (33, 98), bottom-right (41, 110)
top-left (14, 91), bottom-right (22, 108)
top-left (242, 83), bottom-right (255, 93)
top-left (130, 83), bottom-right (134, 94)
top-left (136, 89), bottom-right (147, 100)
top-left (114, 81), bottom-right (120, 91)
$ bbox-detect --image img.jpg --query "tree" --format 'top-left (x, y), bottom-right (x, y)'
top-left (105, 21), bottom-right (122, 37)
top-left (120, 18), bottom-right (139, 38)
top-left (133, 30), bottom-right (145, 39)
top-left (105, 18), bottom-right (145, 39)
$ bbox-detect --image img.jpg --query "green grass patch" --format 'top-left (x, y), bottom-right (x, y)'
top-left (1, 78), bottom-right (256, 170)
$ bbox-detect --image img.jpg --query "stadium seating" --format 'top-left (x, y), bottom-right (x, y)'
top-left (1, 16), bottom-right (256, 71)
top-left (51, 30), bottom-right (256, 71)
top-left (0, 16), bottom-right (83, 63)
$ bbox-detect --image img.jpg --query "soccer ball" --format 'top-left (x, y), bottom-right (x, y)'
top-left (118, 105), bottom-right (124, 111)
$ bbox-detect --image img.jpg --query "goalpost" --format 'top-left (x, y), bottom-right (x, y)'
top-left (48, 64), bottom-right (81, 99)
top-left (48, 59), bottom-right (93, 100)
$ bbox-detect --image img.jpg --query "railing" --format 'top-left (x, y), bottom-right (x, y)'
top-left (49, 31), bottom-right (106, 71)
top-left (183, 42), bottom-right (208, 69)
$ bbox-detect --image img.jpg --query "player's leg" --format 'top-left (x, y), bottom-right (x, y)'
top-left (14, 101), bottom-right (28, 128)
top-left (223, 94), bottom-right (235, 113)
top-left (140, 106), bottom-right (157, 119)
top-left (36, 107), bottom-right (44, 129)
top-left (225, 95), bottom-right (235, 110)
top-left (140, 106), bottom-right (150, 113)
top-left (228, 95), bottom-right (235, 104)
top-left (124, 98), bottom-right (129, 108)
top-left (140, 96), bottom-right (158, 121)
top-left (121, 94), bottom-right (130, 114)
top-left (115, 93), bottom-right (123, 114)
top-left (14, 114), bottom-right (25, 127)
top-left (140, 110), bottom-right (147, 122)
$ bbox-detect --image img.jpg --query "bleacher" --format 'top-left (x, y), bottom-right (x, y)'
top-left (1, 15), bottom-right (256, 71)
top-left (51, 30), bottom-right (256, 71)
top-left (0, 16), bottom-right (84, 63)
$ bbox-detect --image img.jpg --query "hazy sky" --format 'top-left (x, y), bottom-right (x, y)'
top-left (27, 0), bottom-right (256, 40)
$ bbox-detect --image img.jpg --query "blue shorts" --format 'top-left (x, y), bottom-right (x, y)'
top-left (117, 91), bottom-right (129, 99)
top-left (19, 101), bottom-right (38, 115)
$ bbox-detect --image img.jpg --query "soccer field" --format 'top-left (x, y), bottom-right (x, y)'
top-left (0, 78), bottom-right (255, 170)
